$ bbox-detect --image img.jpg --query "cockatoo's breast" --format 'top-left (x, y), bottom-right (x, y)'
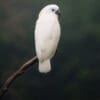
top-left (35, 14), bottom-right (60, 61)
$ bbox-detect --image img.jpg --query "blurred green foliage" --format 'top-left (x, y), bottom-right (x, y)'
top-left (0, 0), bottom-right (100, 100)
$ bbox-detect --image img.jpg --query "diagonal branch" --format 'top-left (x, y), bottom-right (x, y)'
top-left (0, 56), bottom-right (38, 98)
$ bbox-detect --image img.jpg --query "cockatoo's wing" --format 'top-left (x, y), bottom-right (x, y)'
top-left (35, 15), bottom-right (60, 61)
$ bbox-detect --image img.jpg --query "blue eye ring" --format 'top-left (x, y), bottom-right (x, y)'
top-left (51, 8), bottom-right (55, 12)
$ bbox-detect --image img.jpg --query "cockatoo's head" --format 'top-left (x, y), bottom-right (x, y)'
top-left (39, 4), bottom-right (61, 18)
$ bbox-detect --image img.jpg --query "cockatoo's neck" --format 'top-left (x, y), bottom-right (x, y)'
top-left (38, 13), bottom-right (58, 21)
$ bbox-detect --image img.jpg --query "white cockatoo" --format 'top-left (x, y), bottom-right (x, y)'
top-left (34, 4), bottom-right (61, 73)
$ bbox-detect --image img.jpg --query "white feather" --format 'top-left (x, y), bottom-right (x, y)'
top-left (39, 59), bottom-right (51, 73)
top-left (35, 4), bottom-right (61, 73)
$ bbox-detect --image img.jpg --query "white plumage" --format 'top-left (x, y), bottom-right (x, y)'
top-left (34, 4), bottom-right (61, 73)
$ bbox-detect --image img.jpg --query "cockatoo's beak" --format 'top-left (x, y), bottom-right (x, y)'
top-left (55, 10), bottom-right (61, 17)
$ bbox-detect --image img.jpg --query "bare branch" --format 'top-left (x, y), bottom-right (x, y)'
top-left (0, 56), bottom-right (38, 98)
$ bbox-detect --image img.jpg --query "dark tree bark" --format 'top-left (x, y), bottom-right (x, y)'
top-left (0, 56), bottom-right (38, 98)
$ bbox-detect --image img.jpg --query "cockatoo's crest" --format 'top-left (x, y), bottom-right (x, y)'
top-left (39, 4), bottom-right (60, 17)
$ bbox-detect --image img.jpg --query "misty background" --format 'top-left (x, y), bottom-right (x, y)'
top-left (0, 0), bottom-right (100, 100)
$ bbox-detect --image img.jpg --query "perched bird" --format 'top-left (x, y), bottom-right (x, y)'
top-left (34, 4), bottom-right (61, 73)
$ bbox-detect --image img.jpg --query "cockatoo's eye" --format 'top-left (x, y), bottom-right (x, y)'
top-left (51, 8), bottom-right (55, 12)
